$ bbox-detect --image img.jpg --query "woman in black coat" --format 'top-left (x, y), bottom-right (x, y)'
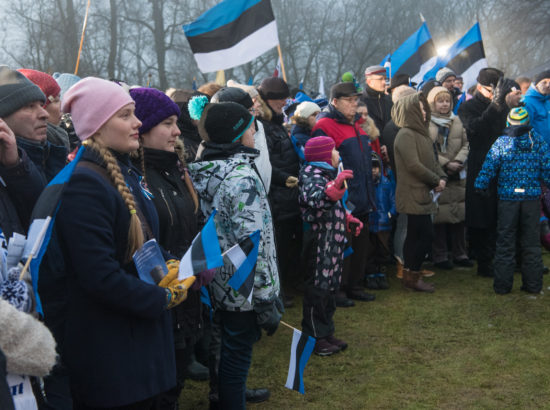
top-left (130, 87), bottom-right (208, 409)
top-left (58, 77), bottom-right (192, 409)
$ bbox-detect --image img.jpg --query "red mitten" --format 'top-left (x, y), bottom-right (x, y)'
top-left (346, 213), bottom-right (363, 237)
top-left (325, 181), bottom-right (346, 201)
top-left (334, 169), bottom-right (354, 188)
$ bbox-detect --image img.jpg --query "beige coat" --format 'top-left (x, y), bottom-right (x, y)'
top-left (429, 113), bottom-right (469, 224)
top-left (394, 93), bottom-right (446, 215)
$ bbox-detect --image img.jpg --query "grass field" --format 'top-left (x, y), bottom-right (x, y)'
top-left (182, 254), bottom-right (550, 409)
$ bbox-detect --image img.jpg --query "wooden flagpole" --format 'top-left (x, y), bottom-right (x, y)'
top-left (276, 44), bottom-right (287, 83)
top-left (74, 0), bottom-right (92, 75)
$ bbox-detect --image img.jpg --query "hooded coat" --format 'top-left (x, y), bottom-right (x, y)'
top-left (523, 84), bottom-right (550, 145)
top-left (475, 125), bottom-right (550, 200)
top-left (457, 91), bottom-right (508, 228)
top-left (428, 111), bottom-right (469, 224)
top-left (188, 143), bottom-right (280, 312)
top-left (393, 93), bottom-right (446, 215)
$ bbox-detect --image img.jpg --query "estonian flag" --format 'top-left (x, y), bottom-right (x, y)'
top-left (178, 210), bottom-right (224, 280)
top-left (225, 230), bottom-right (260, 303)
top-left (381, 22), bottom-right (437, 84)
top-left (24, 146), bottom-right (86, 315)
top-left (183, 0), bottom-right (279, 73)
top-left (423, 22), bottom-right (487, 91)
top-left (285, 328), bottom-right (316, 394)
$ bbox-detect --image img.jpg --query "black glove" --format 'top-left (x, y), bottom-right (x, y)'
top-left (254, 297), bottom-right (284, 336)
top-left (475, 188), bottom-right (490, 198)
top-left (492, 77), bottom-right (516, 107)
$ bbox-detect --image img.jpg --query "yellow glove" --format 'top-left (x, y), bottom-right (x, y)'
top-left (166, 276), bottom-right (196, 309)
top-left (159, 259), bottom-right (180, 287)
top-left (285, 176), bottom-right (298, 188)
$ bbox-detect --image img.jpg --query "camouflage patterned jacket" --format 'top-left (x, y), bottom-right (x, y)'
top-left (188, 144), bottom-right (280, 312)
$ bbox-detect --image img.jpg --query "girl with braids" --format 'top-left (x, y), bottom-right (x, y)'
top-left (130, 87), bottom-right (214, 409)
top-left (55, 78), bottom-right (192, 409)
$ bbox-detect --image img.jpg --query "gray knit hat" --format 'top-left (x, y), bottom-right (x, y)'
top-left (435, 67), bottom-right (456, 83)
top-left (0, 66), bottom-right (46, 117)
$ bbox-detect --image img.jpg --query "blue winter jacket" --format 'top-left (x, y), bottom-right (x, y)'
top-left (369, 155), bottom-right (396, 232)
top-left (475, 125), bottom-right (550, 201)
top-left (523, 85), bottom-right (550, 145)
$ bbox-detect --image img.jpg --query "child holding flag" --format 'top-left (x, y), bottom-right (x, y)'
top-left (298, 136), bottom-right (361, 356)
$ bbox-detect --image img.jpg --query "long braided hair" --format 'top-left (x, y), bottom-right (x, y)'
top-left (83, 138), bottom-right (144, 261)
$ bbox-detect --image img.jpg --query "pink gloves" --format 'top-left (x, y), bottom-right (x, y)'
top-left (325, 170), bottom-right (354, 201)
top-left (191, 268), bottom-right (217, 290)
top-left (346, 213), bottom-right (363, 236)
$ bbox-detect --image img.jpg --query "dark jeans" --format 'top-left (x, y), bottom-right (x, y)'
top-left (301, 286), bottom-right (336, 339)
top-left (403, 214), bottom-right (433, 271)
top-left (218, 311), bottom-right (261, 410)
top-left (468, 226), bottom-right (496, 275)
top-left (342, 214), bottom-right (370, 292)
top-left (494, 200), bottom-right (542, 294)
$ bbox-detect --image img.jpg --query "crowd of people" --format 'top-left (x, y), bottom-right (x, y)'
top-left (0, 60), bottom-right (549, 410)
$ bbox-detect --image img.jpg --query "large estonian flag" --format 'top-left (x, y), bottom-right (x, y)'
top-left (225, 230), bottom-right (260, 303)
top-left (183, 0), bottom-right (279, 73)
top-left (24, 146), bottom-right (86, 315)
top-left (178, 210), bottom-right (224, 280)
top-left (423, 22), bottom-right (487, 91)
top-left (285, 328), bottom-right (315, 394)
top-left (381, 22), bottom-right (437, 85)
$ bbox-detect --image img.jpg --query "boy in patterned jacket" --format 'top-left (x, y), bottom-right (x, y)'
top-left (298, 136), bottom-right (362, 356)
top-left (475, 107), bottom-right (550, 294)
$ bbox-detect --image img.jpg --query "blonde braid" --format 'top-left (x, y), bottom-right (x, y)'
top-left (83, 138), bottom-right (145, 261)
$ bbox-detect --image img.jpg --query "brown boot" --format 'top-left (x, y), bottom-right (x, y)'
top-left (396, 260), bottom-right (404, 279)
top-left (403, 269), bottom-right (435, 293)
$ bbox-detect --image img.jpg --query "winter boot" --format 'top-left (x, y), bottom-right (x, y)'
top-left (365, 274), bottom-right (379, 289)
top-left (375, 273), bottom-right (389, 289)
top-left (403, 269), bottom-right (435, 293)
top-left (396, 260), bottom-right (404, 279)
top-left (314, 338), bottom-right (340, 356)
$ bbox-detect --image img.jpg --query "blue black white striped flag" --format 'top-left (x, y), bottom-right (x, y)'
top-left (381, 22), bottom-right (437, 84)
top-left (225, 230), bottom-right (260, 303)
top-left (183, 0), bottom-right (279, 73)
top-left (178, 210), bottom-right (224, 280)
top-left (285, 328), bottom-right (315, 394)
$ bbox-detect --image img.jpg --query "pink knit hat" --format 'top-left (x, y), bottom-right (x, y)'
top-left (61, 77), bottom-right (134, 141)
top-left (304, 136), bottom-right (335, 165)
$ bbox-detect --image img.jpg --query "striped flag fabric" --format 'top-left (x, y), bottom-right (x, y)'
top-left (285, 328), bottom-right (316, 394)
top-left (26, 146), bottom-right (86, 315)
top-left (381, 22), bottom-right (437, 84)
top-left (178, 210), bottom-right (224, 280)
top-left (225, 230), bottom-right (260, 302)
top-left (273, 57), bottom-right (282, 78)
top-left (423, 22), bottom-right (487, 91)
top-left (183, 0), bottom-right (279, 73)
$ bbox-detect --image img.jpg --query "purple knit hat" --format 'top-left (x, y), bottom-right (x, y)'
top-left (129, 87), bottom-right (181, 135)
top-left (304, 136), bottom-right (335, 165)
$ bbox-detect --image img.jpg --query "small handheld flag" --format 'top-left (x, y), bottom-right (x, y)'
top-left (178, 210), bottom-right (224, 280)
top-left (285, 328), bottom-right (315, 394)
top-left (225, 230), bottom-right (260, 303)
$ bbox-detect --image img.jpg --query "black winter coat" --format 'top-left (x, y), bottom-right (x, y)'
top-left (143, 147), bottom-right (203, 348)
top-left (55, 148), bottom-right (175, 407)
top-left (361, 85), bottom-right (393, 133)
top-left (381, 119), bottom-right (400, 176)
top-left (458, 92), bottom-right (508, 228)
top-left (261, 114), bottom-right (301, 221)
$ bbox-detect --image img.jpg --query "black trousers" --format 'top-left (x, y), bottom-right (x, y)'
top-left (302, 286), bottom-right (336, 339)
top-left (274, 217), bottom-right (303, 292)
top-left (494, 200), bottom-right (543, 294)
top-left (403, 214), bottom-right (433, 271)
top-left (342, 214), bottom-right (370, 292)
top-left (468, 226), bottom-right (496, 275)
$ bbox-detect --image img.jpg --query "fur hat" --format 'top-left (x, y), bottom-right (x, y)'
top-left (130, 87), bottom-right (181, 135)
top-left (534, 70), bottom-right (550, 86)
top-left (507, 107), bottom-right (529, 126)
top-left (258, 77), bottom-right (289, 100)
top-left (61, 77), bottom-right (134, 141)
top-left (435, 67), bottom-right (456, 83)
top-left (294, 101), bottom-right (321, 119)
top-left (0, 66), bottom-right (45, 117)
top-left (17, 69), bottom-right (60, 107)
top-left (304, 136), bottom-right (334, 165)
top-left (189, 96), bottom-right (253, 144)
top-left (477, 67), bottom-right (504, 87)
top-left (389, 74), bottom-right (416, 91)
top-left (211, 87), bottom-right (253, 109)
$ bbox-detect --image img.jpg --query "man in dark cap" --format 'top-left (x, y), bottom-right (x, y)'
top-left (312, 82), bottom-right (377, 306)
top-left (257, 77), bottom-right (302, 308)
top-left (361, 65), bottom-right (393, 132)
top-left (458, 67), bottom-right (522, 278)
